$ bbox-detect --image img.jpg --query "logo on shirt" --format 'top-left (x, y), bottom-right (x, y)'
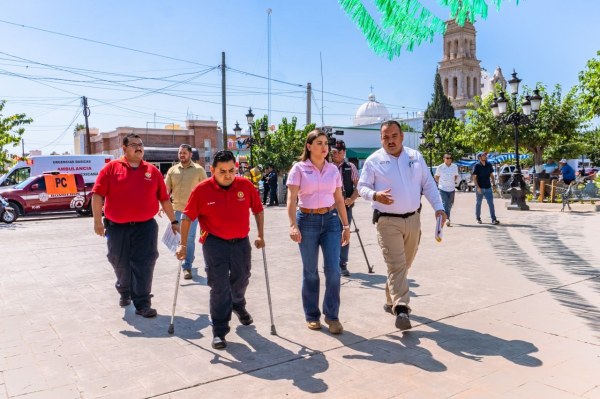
top-left (379, 161), bottom-right (390, 165)
top-left (144, 172), bottom-right (152, 180)
top-left (303, 170), bottom-right (314, 174)
top-left (207, 201), bottom-right (215, 206)
top-left (237, 191), bottom-right (245, 201)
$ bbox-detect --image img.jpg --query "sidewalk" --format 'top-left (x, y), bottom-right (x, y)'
top-left (1, 192), bottom-right (599, 399)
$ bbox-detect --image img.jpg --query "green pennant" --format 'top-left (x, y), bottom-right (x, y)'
top-left (339, 0), bottom-right (515, 59)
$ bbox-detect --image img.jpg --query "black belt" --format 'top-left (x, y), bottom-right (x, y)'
top-left (104, 218), bottom-right (153, 227)
top-left (207, 234), bottom-right (247, 244)
top-left (379, 211), bottom-right (417, 219)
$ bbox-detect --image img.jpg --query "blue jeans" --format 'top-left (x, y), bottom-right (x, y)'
top-left (439, 190), bottom-right (455, 220)
top-left (339, 205), bottom-right (353, 266)
top-left (475, 188), bottom-right (496, 221)
top-left (176, 211), bottom-right (198, 270)
top-left (297, 209), bottom-right (342, 321)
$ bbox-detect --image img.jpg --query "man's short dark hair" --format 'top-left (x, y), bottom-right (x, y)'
top-left (212, 150), bottom-right (235, 167)
top-left (380, 120), bottom-right (403, 134)
top-left (123, 133), bottom-right (141, 146)
top-left (179, 144), bottom-right (193, 152)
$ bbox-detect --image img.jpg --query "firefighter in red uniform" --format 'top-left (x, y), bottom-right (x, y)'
top-left (92, 133), bottom-right (179, 318)
top-left (176, 150), bottom-right (265, 350)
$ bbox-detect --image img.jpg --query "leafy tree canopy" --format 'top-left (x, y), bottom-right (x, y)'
top-left (579, 50), bottom-right (600, 119)
top-left (1, 100), bottom-right (32, 173)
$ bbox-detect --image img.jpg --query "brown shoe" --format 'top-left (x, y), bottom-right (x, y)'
top-left (183, 269), bottom-right (192, 280)
top-left (325, 318), bottom-right (343, 334)
top-left (307, 321), bottom-right (322, 330)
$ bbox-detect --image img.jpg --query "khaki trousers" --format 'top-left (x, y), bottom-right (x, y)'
top-left (376, 213), bottom-right (421, 311)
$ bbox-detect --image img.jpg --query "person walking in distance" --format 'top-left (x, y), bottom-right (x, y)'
top-left (92, 133), bottom-right (179, 318)
top-left (434, 153), bottom-right (459, 227)
top-left (267, 166), bottom-right (279, 206)
top-left (176, 151), bottom-right (264, 350)
top-left (164, 144), bottom-right (207, 280)
top-left (287, 129), bottom-right (351, 335)
top-left (358, 121), bottom-right (446, 331)
top-left (261, 166), bottom-right (270, 205)
top-left (472, 152), bottom-right (500, 225)
top-left (330, 140), bottom-right (359, 276)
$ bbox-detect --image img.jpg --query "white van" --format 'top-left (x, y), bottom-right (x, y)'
top-left (0, 155), bottom-right (114, 188)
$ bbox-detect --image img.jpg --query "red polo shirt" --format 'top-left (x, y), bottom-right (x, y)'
top-left (184, 176), bottom-right (263, 243)
top-left (93, 158), bottom-right (169, 223)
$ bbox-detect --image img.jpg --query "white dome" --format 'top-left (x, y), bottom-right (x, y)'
top-left (353, 93), bottom-right (391, 126)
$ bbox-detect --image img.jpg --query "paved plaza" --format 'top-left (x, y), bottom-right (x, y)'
top-left (1, 193), bottom-right (599, 399)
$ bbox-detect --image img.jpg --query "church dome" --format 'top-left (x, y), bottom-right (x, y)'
top-left (353, 93), bottom-right (391, 126)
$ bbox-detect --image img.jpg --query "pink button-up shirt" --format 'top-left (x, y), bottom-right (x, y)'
top-left (287, 159), bottom-right (342, 208)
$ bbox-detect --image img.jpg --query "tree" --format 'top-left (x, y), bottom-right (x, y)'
top-left (423, 70), bottom-right (455, 134)
top-left (464, 84), bottom-right (585, 168)
top-left (1, 100), bottom-right (32, 173)
top-left (253, 116), bottom-right (315, 175)
top-left (252, 116), bottom-right (315, 203)
top-left (579, 51), bottom-right (600, 119)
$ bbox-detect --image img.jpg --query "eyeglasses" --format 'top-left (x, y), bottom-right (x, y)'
top-left (126, 143), bottom-right (144, 149)
top-left (444, 157), bottom-right (452, 160)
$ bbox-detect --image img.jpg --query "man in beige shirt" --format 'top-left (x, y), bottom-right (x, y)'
top-left (165, 144), bottom-right (208, 279)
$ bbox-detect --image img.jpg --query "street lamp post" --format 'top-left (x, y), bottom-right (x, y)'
top-left (420, 132), bottom-right (440, 176)
top-left (490, 70), bottom-right (542, 211)
top-left (245, 107), bottom-right (255, 167)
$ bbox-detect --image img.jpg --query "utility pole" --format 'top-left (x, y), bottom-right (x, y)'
top-left (221, 52), bottom-right (227, 151)
top-left (21, 139), bottom-right (25, 158)
top-left (82, 96), bottom-right (92, 154)
top-left (306, 83), bottom-right (312, 125)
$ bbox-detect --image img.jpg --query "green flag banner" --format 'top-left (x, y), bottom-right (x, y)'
top-left (339, 0), bottom-right (517, 59)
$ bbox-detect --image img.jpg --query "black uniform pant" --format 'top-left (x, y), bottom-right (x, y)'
top-left (269, 183), bottom-right (279, 205)
top-left (105, 219), bottom-right (159, 310)
top-left (262, 183), bottom-right (270, 204)
top-left (203, 234), bottom-right (252, 339)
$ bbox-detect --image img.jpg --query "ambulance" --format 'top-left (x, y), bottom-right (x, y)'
top-left (1, 171), bottom-right (94, 216)
top-left (0, 154), bottom-right (113, 188)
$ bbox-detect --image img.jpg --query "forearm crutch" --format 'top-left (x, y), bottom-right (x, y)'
top-left (168, 260), bottom-right (183, 334)
top-left (261, 247), bottom-right (277, 335)
top-left (352, 218), bottom-right (374, 273)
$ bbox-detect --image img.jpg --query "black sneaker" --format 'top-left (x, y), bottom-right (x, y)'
top-left (340, 264), bottom-right (350, 277)
top-left (383, 304), bottom-right (393, 314)
top-left (135, 307), bottom-right (157, 318)
top-left (233, 308), bottom-right (254, 326)
top-left (119, 295), bottom-right (131, 307)
top-left (212, 336), bottom-right (227, 350)
top-left (476, 219), bottom-right (482, 224)
top-left (394, 305), bottom-right (412, 331)
top-left (491, 219), bottom-right (500, 225)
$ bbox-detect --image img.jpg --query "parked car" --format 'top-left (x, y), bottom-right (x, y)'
top-left (1, 172), bottom-right (93, 216)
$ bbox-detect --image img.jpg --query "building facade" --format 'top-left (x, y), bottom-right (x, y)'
top-left (438, 20), bottom-right (482, 113)
top-left (74, 120), bottom-right (221, 174)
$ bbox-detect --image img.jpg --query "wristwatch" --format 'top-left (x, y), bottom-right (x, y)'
top-left (171, 220), bottom-right (179, 225)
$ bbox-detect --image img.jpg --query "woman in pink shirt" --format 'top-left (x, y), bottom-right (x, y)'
top-left (286, 129), bottom-right (350, 334)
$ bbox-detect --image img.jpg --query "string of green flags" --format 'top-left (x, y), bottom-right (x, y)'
top-left (338, 0), bottom-right (517, 59)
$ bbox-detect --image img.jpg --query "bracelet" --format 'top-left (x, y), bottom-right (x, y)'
top-left (178, 244), bottom-right (186, 247)
top-left (343, 225), bottom-right (350, 229)
top-left (372, 192), bottom-right (377, 201)
top-left (171, 220), bottom-right (179, 225)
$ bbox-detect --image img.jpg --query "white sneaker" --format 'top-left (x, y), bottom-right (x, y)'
top-left (446, 219), bottom-right (451, 227)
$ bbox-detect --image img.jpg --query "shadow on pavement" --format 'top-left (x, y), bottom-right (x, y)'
top-left (403, 315), bottom-right (542, 367)
top-left (211, 325), bottom-right (329, 394)
top-left (120, 308), bottom-right (211, 340)
top-left (338, 329), bottom-right (447, 372)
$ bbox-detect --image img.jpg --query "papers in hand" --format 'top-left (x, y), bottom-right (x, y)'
top-left (162, 225), bottom-right (181, 254)
top-left (435, 215), bottom-right (444, 243)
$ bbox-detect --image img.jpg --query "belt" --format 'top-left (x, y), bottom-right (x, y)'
top-left (207, 234), bottom-right (247, 244)
top-left (299, 206), bottom-right (335, 215)
top-left (379, 206), bottom-right (421, 219)
top-left (104, 218), bottom-right (153, 226)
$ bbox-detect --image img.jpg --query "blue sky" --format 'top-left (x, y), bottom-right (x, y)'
top-left (1, 0), bottom-right (599, 154)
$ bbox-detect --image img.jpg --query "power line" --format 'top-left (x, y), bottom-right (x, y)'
top-left (0, 19), bottom-right (213, 68)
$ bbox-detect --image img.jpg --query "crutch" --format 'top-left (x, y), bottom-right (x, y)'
top-left (261, 247), bottom-right (277, 335)
top-left (168, 260), bottom-right (183, 334)
top-left (351, 218), bottom-right (374, 273)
